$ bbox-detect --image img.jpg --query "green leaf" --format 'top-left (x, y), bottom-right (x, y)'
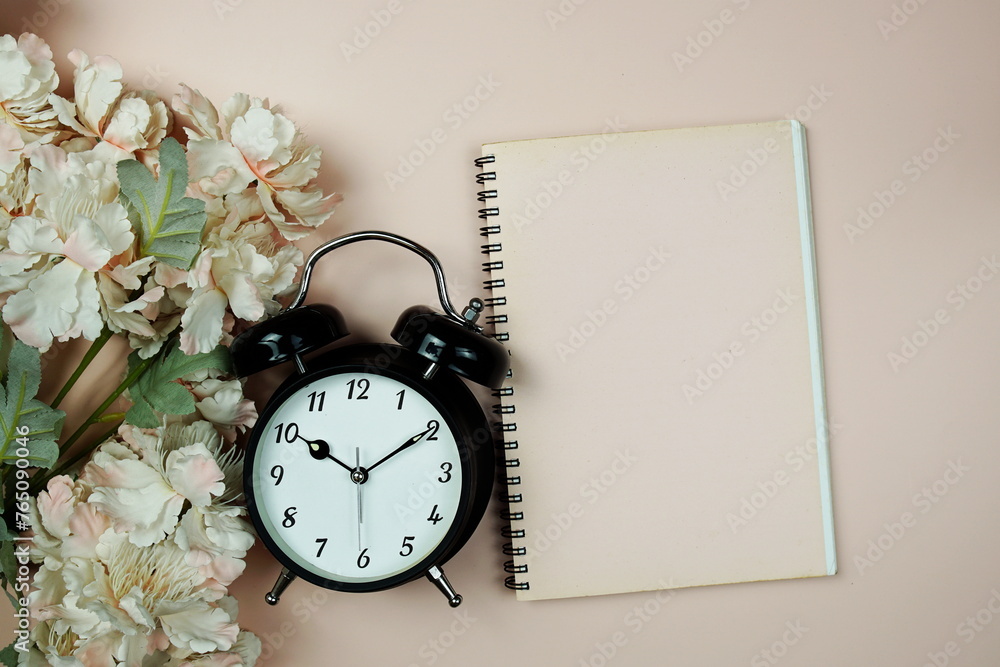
top-left (0, 334), bottom-right (64, 469)
top-left (125, 343), bottom-right (232, 428)
top-left (0, 641), bottom-right (18, 667)
top-left (117, 136), bottom-right (206, 269)
top-left (0, 540), bottom-right (16, 602)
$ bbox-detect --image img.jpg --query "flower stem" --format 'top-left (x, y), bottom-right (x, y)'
top-left (51, 328), bottom-right (113, 409)
top-left (54, 354), bottom-right (155, 460)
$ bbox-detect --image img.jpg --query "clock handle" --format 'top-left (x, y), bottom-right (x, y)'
top-left (265, 567), bottom-right (297, 606)
top-left (426, 565), bottom-right (463, 607)
top-left (287, 230), bottom-right (484, 331)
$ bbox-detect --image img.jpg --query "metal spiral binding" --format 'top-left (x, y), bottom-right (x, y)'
top-left (475, 154), bottom-right (529, 592)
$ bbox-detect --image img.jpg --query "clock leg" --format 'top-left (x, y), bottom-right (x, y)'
top-left (265, 567), bottom-right (297, 606)
top-left (426, 565), bottom-right (462, 607)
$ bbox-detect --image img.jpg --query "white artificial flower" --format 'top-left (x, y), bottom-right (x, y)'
top-left (178, 213), bottom-right (303, 354)
top-left (164, 630), bottom-right (261, 666)
top-left (85, 532), bottom-right (239, 655)
top-left (188, 375), bottom-right (258, 439)
top-left (174, 84), bottom-right (340, 240)
top-left (0, 143), bottom-right (143, 350)
top-left (0, 33), bottom-right (63, 144)
top-left (24, 619), bottom-right (118, 667)
top-left (50, 49), bottom-right (171, 159)
top-left (83, 426), bottom-right (226, 547)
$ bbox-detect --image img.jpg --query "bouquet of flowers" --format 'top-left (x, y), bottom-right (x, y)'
top-left (0, 32), bottom-right (341, 665)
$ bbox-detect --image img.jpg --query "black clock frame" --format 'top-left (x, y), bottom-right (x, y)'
top-left (243, 343), bottom-right (496, 594)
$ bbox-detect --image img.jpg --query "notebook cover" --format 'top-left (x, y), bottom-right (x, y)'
top-left (482, 120), bottom-right (835, 601)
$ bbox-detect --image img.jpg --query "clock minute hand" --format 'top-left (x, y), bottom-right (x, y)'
top-left (368, 425), bottom-right (435, 473)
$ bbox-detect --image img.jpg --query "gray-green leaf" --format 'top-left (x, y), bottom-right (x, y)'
top-left (0, 640), bottom-right (18, 666)
top-left (117, 136), bottom-right (207, 269)
top-left (125, 343), bottom-right (232, 428)
top-left (0, 334), bottom-right (64, 469)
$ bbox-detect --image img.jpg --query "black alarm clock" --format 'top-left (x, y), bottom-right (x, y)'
top-left (230, 231), bottom-right (508, 607)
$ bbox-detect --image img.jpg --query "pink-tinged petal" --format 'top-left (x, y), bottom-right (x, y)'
top-left (267, 143), bottom-right (321, 188)
top-left (63, 503), bottom-right (112, 560)
top-left (35, 475), bottom-right (77, 538)
top-left (154, 261), bottom-right (189, 288)
top-left (91, 201), bottom-right (133, 255)
top-left (186, 249), bottom-right (215, 289)
top-left (172, 84), bottom-right (222, 140)
top-left (160, 601), bottom-right (239, 653)
top-left (218, 270), bottom-right (263, 322)
top-left (272, 186), bottom-right (341, 240)
top-left (187, 137), bottom-right (255, 196)
top-left (68, 49), bottom-right (123, 135)
top-left (102, 95), bottom-right (152, 151)
top-left (218, 93), bottom-right (252, 137)
top-left (229, 106), bottom-right (294, 166)
top-left (62, 214), bottom-right (113, 270)
top-left (194, 379), bottom-right (258, 433)
top-left (2, 259), bottom-right (100, 350)
top-left (106, 255), bottom-right (154, 290)
top-left (165, 443), bottom-right (225, 507)
top-left (180, 288), bottom-right (228, 354)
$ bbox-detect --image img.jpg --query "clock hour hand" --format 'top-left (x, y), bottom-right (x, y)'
top-left (367, 424), bottom-right (436, 473)
top-left (297, 436), bottom-right (353, 473)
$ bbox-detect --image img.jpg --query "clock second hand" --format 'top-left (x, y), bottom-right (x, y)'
top-left (355, 447), bottom-right (362, 551)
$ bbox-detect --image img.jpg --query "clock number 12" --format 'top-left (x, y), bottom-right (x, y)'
top-left (347, 378), bottom-right (370, 400)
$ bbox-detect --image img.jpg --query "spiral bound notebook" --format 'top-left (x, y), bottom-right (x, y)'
top-left (476, 120), bottom-right (836, 601)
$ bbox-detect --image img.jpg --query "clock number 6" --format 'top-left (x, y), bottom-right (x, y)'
top-left (399, 536), bottom-right (415, 557)
top-left (357, 548), bottom-right (370, 569)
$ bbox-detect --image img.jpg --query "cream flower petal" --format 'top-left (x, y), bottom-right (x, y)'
top-left (216, 269), bottom-right (262, 322)
top-left (64, 49), bottom-right (123, 137)
top-left (218, 93), bottom-right (251, 137)
top-left (172, 84), bottom-right (222, 141)
top-left (102, 96), bottom-right (152, 150)
top-left (0, 123), bottom-right (24, 187)
top-left (35, 475), bottom-right (79, 538)
top-left (186, 138), bottom-right (255, 196)
top-left (229, 106), bottom-right (294, 166)
top-left (2, 258), bottom-right (101, 351)
top-left (165, 443), bottom-right (225, 507)
top-left (63, 504), bottom-right (111, 560)
top-left (61, 214), bottom-right (114, 271)
top-left (175, 508), bottom-right (254, 565)
top-left (192, 379), bottom-right (257, 435)
top-left (5, 215), bottom-right (62, 256)
top-left (159, 600), bottom-right (239, 654)
top-left (87, 456), bottom-right (184, 547)
top-left (179, 288), bottom-right (228, 355)
top-left (0, 33), bottom-right (61, 143)
top-left (266, 143), bottom-right (321, 189)
top-left (272, 186), bottom-right (340, 240)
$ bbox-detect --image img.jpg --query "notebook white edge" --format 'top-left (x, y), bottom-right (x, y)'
top-left (790, 120), bottom-right (837, 576)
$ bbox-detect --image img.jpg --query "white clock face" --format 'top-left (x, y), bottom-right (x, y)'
top-left (250, 370), bottom-right (465, 585)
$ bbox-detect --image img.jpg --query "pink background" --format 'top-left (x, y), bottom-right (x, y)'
top-left (4, 0), bottom-right (1000, 664)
